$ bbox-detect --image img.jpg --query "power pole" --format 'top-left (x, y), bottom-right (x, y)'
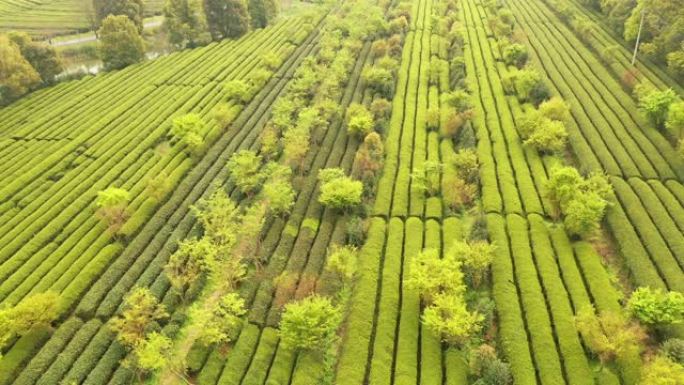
top-left (631, 9), bottom-right (646, 65)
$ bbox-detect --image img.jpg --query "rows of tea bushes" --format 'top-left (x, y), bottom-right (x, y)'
top-left (0, 14), bottom-right (325, 384)
top-left (0, 0), bottom-right (162, 36)
top-left (461, 0), bottom-right (644, 382)
top-left (504, 0), bottom-right (684, 295)
top-left (539, 0), bottom-right (684, 97)
top-left (170, 0), bottom-right (414, 383)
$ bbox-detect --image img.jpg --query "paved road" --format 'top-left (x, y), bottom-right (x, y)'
top-left (50, 19), bottom-right (162, 47)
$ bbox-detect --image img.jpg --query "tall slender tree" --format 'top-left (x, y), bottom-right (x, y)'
top-left (163, 0), bottom-right (207, 49)
top-left (204, 0), bottom-right (250, 40)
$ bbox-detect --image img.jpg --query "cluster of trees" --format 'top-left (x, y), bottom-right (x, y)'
top-left (518, 97), bottom-right (570, 154)
top-left (406, 239), bottom-right (495, 346)
top-left (578, 0), bottom-right (684, 78)
top-left (546, 165), bottom-right (613, 237)
top-left (0, 32), bottom-right (63, 104)
top-left (575, 286), bottom-right (684, 384)
top-left (92, 0), bottom-right (279, 71)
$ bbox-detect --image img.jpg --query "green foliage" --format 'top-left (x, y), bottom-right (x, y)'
top-left (352, 132), bottom-right (384, 187)
top-left (546, 166), bottom-right (612, 237)
top-left (443, 89), bottom-right (473, 113)
top-left (98, 15), bottom-right (145, 71)
top-left (279, 296), bottom-right (341, 351)
top-left (539, 97), bottom-right (570, 121)
top-left (0, 34), bottom-right (40, 104)
top-left (224, 79), bottom-right (251, 103)
top-left (346, 103), bottom-right (375, 137)
top-left (363, 65), bottom-right (397, 98)
top-left (0, 292), bottom-right (60, 356)
top-left (405, 248), bottom-right (465, 303)
top-left (627, 287), bottom-right (684, 325)
top-left (325, 244), bottom-right (358, 282)
top-left (442, 174), bottom-right (477, 211)
top-left (427, 106), bottom-right (440, 131)
top-left (93, 0), bottom-right (144, 30)
top-left (451, 148), bottom-right (479, 183)
top-left (163, 0), bottom-right (207, 49)
top-left (666, 101), bottom-right (684, 137)
top-left (132, 332), bottom-right (172, 371)
top-left (318, 168), bottom-right (363, 210)
top-left (191, 293), bottom-right (246, 346)
top-left (562, 192), bottom-right (608, 237)
top-left (109, 288), bottom-right (168, 348)
top-left (502, 42), bottom-right (527, 68)
top-left (512, 68), bottom-right (550, 105)
top-left (191, 188), bottom-right (241, 251)
top-left (282, 126), bottom-right (310, 171)
top-left (574, 306), bottom-right (645, 364)
top-left (248, 0), bottom-right (277, 28)
top-left (170, 113), bottom-right (206, 155)
top-left (227, 150), bottom-right (264, 195)
top-left (638, 88), bottom-right (679, 128)
top-left (423, 293), bottom-right (484, 346)
top-left (663, 339), bottom-right (684, 364)
top-left (667, 49), bottom-right (684, 79)
top-left (95, 187), bottom-right (130, 232)
top-left (261, 176), bottom-right (295, 216)
top-left (8, 32), bottom-right (63, 83)
top-left (165, 237), bottom-right (217, 299)
top-left (203, 0), bottom-right (250, 40)
top-left (639, 356), bottom-right (684, 385)
top-left (411, 161), bottom-right (443, 196)
top-left (469, 344), bottom-right (513, 385)
top-left (523, 119), bottom-right (568, 153)
top-left (450, 240), bottom-right (496, 288)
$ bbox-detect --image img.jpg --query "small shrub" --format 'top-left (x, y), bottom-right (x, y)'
top-left (502, 43), bottom-right (527, 68)
top-left (639, 356), bottom-right (684, 385)
top-left (523, 119), bottom-right (568, 153)
top-left (422, 293), bottom-right (484, 346)
top-left (539, 97), bottom-right (570, 121)
top-left (638, 88), bottom-right (679, 128)
top-left (427, 106), bottom-right (440, 131)
top-left (452, 148), bottom-right (479, 183)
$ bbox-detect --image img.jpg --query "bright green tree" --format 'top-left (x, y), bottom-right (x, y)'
top-left (346, 103), bottom-right (375, 137)
top-left (0, 292), bottom-right (60, 357)
top-left (317, 168), bottom-right (363, 210)
top-left (192, 293), bottom-right (246, 346)
top-left (110, 288), bottom-right (168, 348)
top-left (639, 356), bottom-right (684, 385)
top-left (165, 238), bottom-right (218, 300)
top-left (227, 150), bottom-right (264, 195)
top-left (422, 293), bottom-right (484, 346)
top-left (95, 187), bottom-right (130, 232)
top-left (406, 248), bottom-right (465, 303)
top-left (98, 15), bottom-right (145, 70)
top-left (279, 295), bottom-right (341, 351)
top-left (666, 101), bottom-right (684, 137)
top-left (171, 113), bottom-right (205, 155)
top-left (628, 287), bottom-right (684, 326)
top-left (639, 88), bottom-right (679, 128)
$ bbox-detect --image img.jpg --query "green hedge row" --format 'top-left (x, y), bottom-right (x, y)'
top-left (628, 178), bottom-right (684, 268)
top-left (445, 348), bottom-right (468, 385)
top-left (485, 213), bottom-right (536, 385)
top-left (12, 317), bottom-right (83, 385)
top-left (335, 218), bottom-right (386, 385)
top-left (511, 0), bottom-right (684, 180)
top-left (263, 344), bottom-right (296, 385)
top-left (242, 327), bottom-right (279, 385)
top-left (217, 324), bottom-right (261, 385)
top-left (368, 218), bottom-right (404, 385)
top-left (527, 214), bottom-right (593, 385)
top-left (649, 180), bottom-right (684, 232)
top-left (506, 213), bottom-right (564, 385)
top-left (421, 219), bottom-right (442, 385)
top-left (393, 217), bottom-right (424, 385)
top-left (611, 177), bottom-right (684, 291)
top-left (0, 326), bottom-right (51, 385)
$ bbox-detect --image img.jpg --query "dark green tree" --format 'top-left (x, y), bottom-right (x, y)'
top-left (248, 0), bottom-right (277, 28)
top-left (98, 15), bottom-right (145, 70)
top-left (8, 32), bottom-right (63, 83)
top-left (203, 0), bottom-right (250, 40)
top-left (0, 34), bottom-right (40, 104)
top-left (92, 0), bottom-right (144, 31)
top-left (163, 0), bottom-right (207, 49)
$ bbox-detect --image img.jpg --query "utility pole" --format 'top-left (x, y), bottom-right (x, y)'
top-left (631, 8), bottom-right (646, 65)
